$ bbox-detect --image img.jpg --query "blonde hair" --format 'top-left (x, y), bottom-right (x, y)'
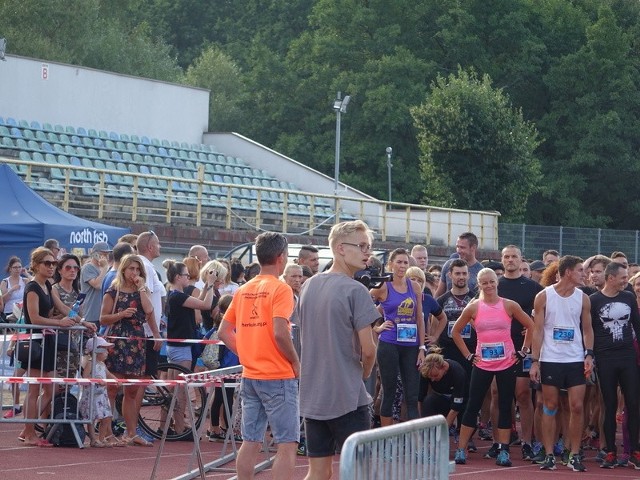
top-left (112, 254), bottom-right (147, 289)
top-left (406, 266), bottom-right (426, 288)
top-left (200, 260), bottom-right (227, 283)
top-left (476, 267), bottom-right (497, 282)
top-left (630, 271), bottom-right (640, 287)
top-left (183, 256), bottom-right (201, 281)
top-left (328, 220), bottom-right (373, 250)
top-left (419, 345), bottom-right (447, 378)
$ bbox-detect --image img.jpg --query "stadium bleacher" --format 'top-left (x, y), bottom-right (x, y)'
top-left (0, 116), bottom-right (336, 218)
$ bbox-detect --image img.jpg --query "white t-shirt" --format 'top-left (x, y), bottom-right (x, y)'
top-left (141, 256), bottom-right (166, 337)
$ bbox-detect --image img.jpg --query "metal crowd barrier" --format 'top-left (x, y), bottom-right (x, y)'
top-left (339, 415), bottom-right (452, 480)
top-left (0, 322), bottom-right (93, 448)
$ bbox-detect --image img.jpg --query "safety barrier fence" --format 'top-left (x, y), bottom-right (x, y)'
top-left (0, 322), bottom-right (93, 448)
top-left (339, 414), bottom-right (452, 480)
top-left (0, 157), bottom-right (500, 248)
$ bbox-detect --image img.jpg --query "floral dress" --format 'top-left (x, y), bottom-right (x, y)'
top-left (79, 361), bottom-right (112, 421)
top-left (104, 288), bottom-right (147, 377)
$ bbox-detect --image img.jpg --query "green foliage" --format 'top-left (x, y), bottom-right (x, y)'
top-left (184, 46), bottom-right (245, 132)
top-left (412, 69), bottom-right (541, 222)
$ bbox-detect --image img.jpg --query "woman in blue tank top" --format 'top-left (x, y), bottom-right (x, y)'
top-left (371, 248), bottom-right (424, 426)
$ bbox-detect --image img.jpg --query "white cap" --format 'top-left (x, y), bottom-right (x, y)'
top-left (85, 337), bottom-right (114, 353)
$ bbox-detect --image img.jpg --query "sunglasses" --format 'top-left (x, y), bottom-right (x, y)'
top-left (42, 261), bottom-right (56, 268)
top-left (63, 264), bottom-right (80, 271)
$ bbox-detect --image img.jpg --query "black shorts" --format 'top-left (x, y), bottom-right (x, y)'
top-left (144, 339), bottom-right (159, 377)
top-left (540, 361), bottom-right (585, 389)
top-left (305, 404), bottom-right (370, 457)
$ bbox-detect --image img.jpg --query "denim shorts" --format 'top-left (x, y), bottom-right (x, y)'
top-left (239, 378), bottom-right (300, 444)
top-left (166, 345), bottom-right (192, 363)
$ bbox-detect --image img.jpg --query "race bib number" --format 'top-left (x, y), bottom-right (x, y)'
top-left (397, 323), bottom-right (417, 343)
top-left (522, 354), bottom-right (533, 373)
top-left (553, 327), bottom-right (575, 343)
top-left (480, 342), bottom-right (506, 361)
top-left (448, 321), bottom-right (471, 339)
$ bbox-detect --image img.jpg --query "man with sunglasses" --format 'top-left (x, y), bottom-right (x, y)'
top-left (80, 241), bottom-right (112, 328)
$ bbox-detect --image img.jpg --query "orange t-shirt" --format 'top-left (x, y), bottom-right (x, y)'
top-left (223, 274), bottom-right (295, 380)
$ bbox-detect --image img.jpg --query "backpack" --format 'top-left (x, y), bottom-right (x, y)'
top-left (43, 392), bottom-right (86, 447)
top-left (200, 328), bottom-right (220, 369)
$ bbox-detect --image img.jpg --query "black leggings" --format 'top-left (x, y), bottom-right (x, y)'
top-left (461, 363), bottom-right (517, 430)
top-left (597, 355), bottom-right (639, 453)
top-left (210, 380), bottom-right (235, 428)
top-left (377, 341), bottom-right (420, 419)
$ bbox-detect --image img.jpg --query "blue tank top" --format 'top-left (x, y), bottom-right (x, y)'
top-left (379, 278), bottom-right (419, 346)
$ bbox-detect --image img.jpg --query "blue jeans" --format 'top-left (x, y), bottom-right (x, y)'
top-left (239, 378), bottom-right (300, 443)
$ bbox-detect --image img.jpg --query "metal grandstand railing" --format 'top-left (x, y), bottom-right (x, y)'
top-left (0, 157), bottom-right (500, 248)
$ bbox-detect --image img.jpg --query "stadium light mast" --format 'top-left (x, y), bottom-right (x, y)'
top-left (386, 146), bottom-right (393, 203)
top-left (333, 92), bottom-right (350, 203)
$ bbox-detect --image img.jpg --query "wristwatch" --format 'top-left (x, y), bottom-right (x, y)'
top-left (584, 349), bottom-right (594, 359)
top-left (521, 346), bottom-right (531, 354)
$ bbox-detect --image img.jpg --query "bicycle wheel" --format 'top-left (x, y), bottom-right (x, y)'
top-left (137, 362), bottom-right (207, 441)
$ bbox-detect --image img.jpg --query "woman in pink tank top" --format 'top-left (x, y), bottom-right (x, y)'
top-left (450, 268), bottom-right (535, 467)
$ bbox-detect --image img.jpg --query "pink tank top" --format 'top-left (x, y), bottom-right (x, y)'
top-left (474, 298), bottom-right (516, 371)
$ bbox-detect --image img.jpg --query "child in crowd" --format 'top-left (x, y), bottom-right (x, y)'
top-left (79, 337), bottom-right (126, 447)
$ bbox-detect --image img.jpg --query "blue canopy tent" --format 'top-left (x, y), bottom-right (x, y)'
top-left (0, 164), bottom-right (129, 268)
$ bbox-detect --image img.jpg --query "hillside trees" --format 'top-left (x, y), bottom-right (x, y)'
top-left (412, 69), bottom-right (541, 222)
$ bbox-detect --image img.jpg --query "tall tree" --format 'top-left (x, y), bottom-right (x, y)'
top-left (412, 69), bottom-right (541, 222)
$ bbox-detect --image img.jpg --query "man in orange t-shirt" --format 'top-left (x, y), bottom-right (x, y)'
top-left (219, 231), bottom-right (299, 480)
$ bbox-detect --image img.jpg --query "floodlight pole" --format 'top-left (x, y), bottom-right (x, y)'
top-left (333, 92), bottom-right (350, 207)
top-left (386, 146), bottom-right (393, 203)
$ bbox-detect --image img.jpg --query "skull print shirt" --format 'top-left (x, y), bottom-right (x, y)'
top-left (590, 290), bottom-right (640, 359)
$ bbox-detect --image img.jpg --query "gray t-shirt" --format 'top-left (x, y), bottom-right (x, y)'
top-left (298, 272), bottom-right (381, 420)
top-left (441, 259), bottom-right (483, 293)
top-left (80, 262), bottom-right (102, 323)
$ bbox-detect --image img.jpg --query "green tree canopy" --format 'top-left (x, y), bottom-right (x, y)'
top-left (412, 69), bottom-right (541, 222)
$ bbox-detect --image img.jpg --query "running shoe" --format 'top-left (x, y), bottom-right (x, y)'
top-left (296, 441), bottom-right (306, 456)
top-left (478, 423), bottom-right (493, 441)
top-left (509, 430), bottom-right (521, 446)
top-left (136, 426), bottom-right (155, 443)
top-left (532, 441), bottom-right (543, 455)
top-left (521, 442), bottom-right (534, 460)
top-left (561, 448), bottom-right (570, 466)
top-left (568, 453), bottom-right (586, 472)
top-left (531, 447), bottom-right (547, 464)
top-left (628, 451), bottom-right (640, 469)
top-left (467, 440), bottom-right (477, 453)
top-left (600, 452), bottom-right (617, 469)
top-left (454, 448), bottom-right (467, 465)
top-left (595, 449), bottom-right (607, 463)
top-left (539, 454), bottom-right (557, 470)
top-left (484, 442), bottom-right (499, 459)
top-left (617, 453), bottom-right (630, 467)
top-left (3, 407), bottom-right (22, 419)
top-left (208, 430), bottom-right (226, 442)
top-left (553, 437), bottom-right (565, 456)
top-left (496, 449), bottom-right (512, 467)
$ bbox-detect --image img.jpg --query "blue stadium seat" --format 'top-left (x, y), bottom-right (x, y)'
top-left (18, 119), bottom-right (29, 129)
top-left (122, 152), bottom-right (133, 163)
top-left (158, 147), bottom-right (168, 157)
top-left (51, 167), bottom-right (65, 180)
top-left (5, 117), bottom-right (17, 127)
top-left (81, 157), bottom-right (93, 169)
top-left (87, 148), bottom-right (100, 159)
top-left (105, 139), bottom-right (116, 150)
top-left (140, 165), bottom-right (150, 175)
top-left (98, 130), bottom-right (108, 140)
top-left (150, 166), bottom-right (161, 176)
top-left (137, 144), bottom-right (147, 154)
top-left (165, 157), bottom-right (176, 168)
top-left (147, 145), bottom-right (158, 155)
top-left (57, 155), bottom-right (70, 165)
top-left (130, 135), bottom-right (140, 143)
top-left (98, 150), bottom-right (110, 161)
top-left (82, 137), bottom-right (94, 148)
top-left (15, 138), bottom-right (28, 150)
top-left (161, 167), bottom-right (171, 177)
top-left (30, 121), bottom-right (41, 130)
top-left (93, 159), bottom-right (105, 170)
top-left (94, 138), bottom-right (105, 148)
top-left (109, 131), bottom-right (119, 141)
top-left (150, 138), bottom-right (160, 147)
top-left (71, 135), bottom-right (82, 145)
top-left (10, 127), bottom-right (22, 138)
top-left (22, 129), bottom-right (35, 140)
top-left (65, 125), bottom-right (75, 135)
top-left (116, 141), bottom-right (126, 151)
top-left (53, 143), bottom-right (65, 154)
top-left (82, 182), bottom-right (98, 196)
top-left (18, 151), bottom-right (31, 162)
top-left (141, 136), bottom-right (150, 145)
top-left (120, 133), bottom-right (130, 142)
top-left (54, 125), bottom-right (65, 134)
top-left (32, 152), bottom-right (45, 163)
top-left (111, 151), bottom-right (122, 161)
top-left (88, 129), bottom-right (98, 138)
top-left (58, 133), bottom-right (71, 144)
top-left (41, 142), bottom-right (53, 153)
top-left (70, 156), bottom-right (81, 166)
top-left (161, 139), bottom-right (170, 148)
top-left (45, 153), bottom-right (58, 164)
top-left (125, 142), bottom-right (136, 152)
top-left (105, 161), bottom-right (116, 171)
top-left (77, 127), bottom-right (88, 136)
top-left (35, 130), bottom-right (47, 142)
top-left (116, 162), bottom-right (127, 173)
top-left (132, 154), bottom-right (144, 164)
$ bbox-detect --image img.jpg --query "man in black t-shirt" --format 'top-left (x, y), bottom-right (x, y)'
top-left (497, 245), bottom-right (542, 460)
top-left (589, 262), bottom-right (640, 468)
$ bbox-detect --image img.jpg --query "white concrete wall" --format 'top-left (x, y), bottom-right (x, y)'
top-left (0, 55), bottom-right (209, 144)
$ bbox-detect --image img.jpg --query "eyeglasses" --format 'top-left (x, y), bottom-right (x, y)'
top-left (11, 265), bottom-right (22, 270)
top-left (42, 261), bottom-right (57, 268)
top-left (341, 242), bottom-right (372, 253)
top-left (63, 265), bottom-right (80, 271)
top-left (178, 273), bottom-right (190, 277)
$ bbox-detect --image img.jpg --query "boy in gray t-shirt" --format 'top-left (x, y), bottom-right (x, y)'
top-left (297, 220), bottom-right (379, 477)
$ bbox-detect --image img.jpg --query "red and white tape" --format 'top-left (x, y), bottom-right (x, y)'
top-left (0, 375), bottom-right (227, 387)
top-left (105, 335), bottom-right (224, 345)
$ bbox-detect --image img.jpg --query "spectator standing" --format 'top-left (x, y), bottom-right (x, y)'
top-left (218, 232), bottom-right (300, 480)
top-left (411, 245), bottom-right (429, 273)
top-left (297, 220), bottom-right (378, 479)
top-left (1, 256), bottom-right (26, 319)
top-left (80, 242), bottom-right (112, 328)
top-left (298, 245), bottom-right (320, 275)
top-left (435, 232), bottom-right (483, 297)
